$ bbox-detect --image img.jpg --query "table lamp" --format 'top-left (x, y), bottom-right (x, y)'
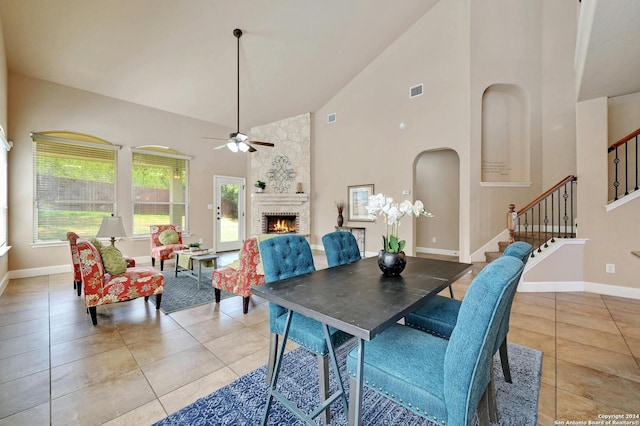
top-left (96, 214), bottom-right (127, 246)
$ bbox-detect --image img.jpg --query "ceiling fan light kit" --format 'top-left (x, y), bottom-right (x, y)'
top-left (204, 28), bottom-right (275, 154)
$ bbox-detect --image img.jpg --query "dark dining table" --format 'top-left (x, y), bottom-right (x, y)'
top-left (252, 255), bottom-right (472, 426)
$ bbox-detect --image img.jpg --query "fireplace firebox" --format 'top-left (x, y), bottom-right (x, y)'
top-left (262, 213), bottom-right (299, 234)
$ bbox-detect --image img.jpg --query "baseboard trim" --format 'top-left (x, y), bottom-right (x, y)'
top-left (518, 280), bottom-right (640, 299)
top-left (9, 264), bottom-right (71, 279)
top-left (416, 247), bottom-right (459, 257)
top-left (7, 256), bottom-right (150, 280)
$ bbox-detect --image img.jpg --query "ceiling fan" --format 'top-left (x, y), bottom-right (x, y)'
top-left (203, 28), bottom-right (275, 153)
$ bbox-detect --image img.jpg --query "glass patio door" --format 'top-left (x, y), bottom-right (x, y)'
top-left (214, 176), bottom-right (245, 252)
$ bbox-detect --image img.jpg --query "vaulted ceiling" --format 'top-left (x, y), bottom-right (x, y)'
top-left (0, 0), bottom-right (638, 133)
top-left (0, 0), bottom-right (438, 130)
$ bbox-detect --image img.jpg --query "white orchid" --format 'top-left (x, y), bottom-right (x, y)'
top-left (367, 193), bottom-right (434, 253)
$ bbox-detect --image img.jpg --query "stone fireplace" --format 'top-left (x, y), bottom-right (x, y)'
top-left (250, 113), bottom-right (311, 237)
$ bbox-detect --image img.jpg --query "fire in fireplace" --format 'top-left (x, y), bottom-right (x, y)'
top-left (263, 213), bottom-right (298, 234)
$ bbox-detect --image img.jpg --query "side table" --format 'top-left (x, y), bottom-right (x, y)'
top-left (174, 250), bottom-right (220, 289)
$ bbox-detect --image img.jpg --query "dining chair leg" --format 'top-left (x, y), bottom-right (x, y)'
top-left (266, 333), bottom-right (279, 384)
top-left (478, 386), bottom-right (491, 426)
top-left (488, 367), bottom-right (498, 422)
top-left (499, 338), bottom-right (512, 383)
top-left (317, 354), bottom-right (331, 425)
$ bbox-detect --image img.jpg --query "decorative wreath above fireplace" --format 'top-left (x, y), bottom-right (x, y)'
top-left (266, 156), bottom-right (297, 193)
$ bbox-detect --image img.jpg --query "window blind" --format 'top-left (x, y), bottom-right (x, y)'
top-left (32, 132), bottom-right (119, 242)
top-left (131, 148), bottom-right (190, 236)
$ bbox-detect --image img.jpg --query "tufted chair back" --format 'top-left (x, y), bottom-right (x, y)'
top-left (443, 256), bottom-right (524, 425)
top-left (503, 241), bottom-right (533, 264)
top-left (259, 235), bottom-right (316, 330)
top-left (322, 231), bottom-right (361, 267)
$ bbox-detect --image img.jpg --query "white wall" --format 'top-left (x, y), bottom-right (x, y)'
top-left (312, 0), bottom-right (471, 257)
top-left (0, 14), bottom-right (8, 285)
top-left (7, 73), bottom-right (246, 272)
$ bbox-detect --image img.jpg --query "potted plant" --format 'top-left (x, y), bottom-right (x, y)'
top-left (255, 180), bottom-right (266, 193)
top-left (187, 242), bottom-right (201, 252)
top-left (366, 193), bottom-right (434, 276)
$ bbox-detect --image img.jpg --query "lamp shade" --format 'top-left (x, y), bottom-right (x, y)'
top-left (96, 215), bottom-right (127, 245)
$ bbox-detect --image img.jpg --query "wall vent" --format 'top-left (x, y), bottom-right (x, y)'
top-left (409, 83), bottom-right (423, 99)
top-left (327, 113), bottom-right (337, 123)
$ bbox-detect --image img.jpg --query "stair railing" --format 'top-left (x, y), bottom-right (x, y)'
top-left (508, 175), bottom-right (578, 257)
top-left (608, 128), bottom-right (639, 201)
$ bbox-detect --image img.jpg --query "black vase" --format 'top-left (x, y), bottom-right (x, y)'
top-left (337, 213), bottom-right (344, 227)
top-left (378, 250), bottom-right (407, 276)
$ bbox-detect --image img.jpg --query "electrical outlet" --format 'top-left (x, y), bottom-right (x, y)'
top-left (432, 237), bottom-right (437, 243)
top-left (198, 238), bottom-right (204, 245)
top-left (606, 263), bottom-right (615, 274)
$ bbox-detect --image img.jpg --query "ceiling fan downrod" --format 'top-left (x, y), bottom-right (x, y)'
top-left (234, 28), bottom-right (242, 136)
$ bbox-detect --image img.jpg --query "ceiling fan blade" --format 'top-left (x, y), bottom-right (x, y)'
top-left (213, 143), bottom-right (228, 150)
top-left (248, 145), bottom-right (257, 153)
top-left (202, 136), bottom-right (229, 141)
top-left (250, 140), bottom-right (275, 147)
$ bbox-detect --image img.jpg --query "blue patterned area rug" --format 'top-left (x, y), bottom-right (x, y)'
top-left (149, 271), bottom-right (234, 314)
top-left (154, 339), bottom-right (542, 425)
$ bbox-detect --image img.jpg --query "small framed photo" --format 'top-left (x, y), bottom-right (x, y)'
top-left (347, 184), bottom-right (374, 222)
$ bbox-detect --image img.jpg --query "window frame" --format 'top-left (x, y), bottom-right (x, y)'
top-left (131, 146), bottom-right (191, 237)
top-left (31, 131), bottom-right (120, 244)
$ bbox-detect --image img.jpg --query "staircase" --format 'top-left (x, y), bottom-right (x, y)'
top-left (484, 175), bottom-right (578, 263)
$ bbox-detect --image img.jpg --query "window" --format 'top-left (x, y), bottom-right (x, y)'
top-left (32, 131), bottom-right (119, 243)
top-left (0, 126), bottom-right (11, 253)
top-left (132, 146), bottom-right (190, 236)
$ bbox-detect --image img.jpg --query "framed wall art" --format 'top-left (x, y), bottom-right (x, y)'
top-left (347, 184), bottom-right (374, 222)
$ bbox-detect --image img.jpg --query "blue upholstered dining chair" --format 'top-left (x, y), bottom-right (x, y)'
top-left (405, 241), bottom-right (532, 384)
top-left (259, 234), bottom-right (353, 424)
top-left (321, 231), bottom-right (361, 267)
top-left (346, 255), bottom-right (526, 426)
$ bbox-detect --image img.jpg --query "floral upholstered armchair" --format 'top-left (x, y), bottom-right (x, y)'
top-left (212, 237), bottom-right (266, 314)
top-left (149, 224), bottom-right (186, 271)
top-left (76, 239), bottom-right (164, 325)
top-left (67, 231), bottom-right (135, 297)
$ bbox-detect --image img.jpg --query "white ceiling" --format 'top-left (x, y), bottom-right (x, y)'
top-left (0, 0), bottom-right (638, 132)
top-left (0, 0), bottom-right (438, 131)
top-left (577, 0), bottom-right (640, 101)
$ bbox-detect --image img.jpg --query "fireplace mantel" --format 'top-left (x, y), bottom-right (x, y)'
top-left (253, 193), bottom-right (310, 206)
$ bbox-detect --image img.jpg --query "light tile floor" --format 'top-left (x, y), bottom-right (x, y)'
top-left (0, 251), bottom-right (639, 425)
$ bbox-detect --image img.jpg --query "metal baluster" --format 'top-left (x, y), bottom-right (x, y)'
top-left (571, 179), bottom-right (576, 238)
top-left (625, 141), bottom-right (629, 196)
top-left (550, 189), bottom-right (556, 243)
top-left (635, 136), bottom-right (639, 192)
top-left (524, 212), bottom-right (533, 257)
top-left (537, 203), bottom-right (542, 253)
top-left (543, 197), bottom-right (549, 248)
top-left (563, 182), bottom-right (569, 237)
top-left (613, 147), bottom-right (620, 200)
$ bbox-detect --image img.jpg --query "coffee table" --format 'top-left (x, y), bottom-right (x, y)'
top-left (174, 250), bottom-right (219, 289)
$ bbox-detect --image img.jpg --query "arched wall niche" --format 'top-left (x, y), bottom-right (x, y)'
top-left (414, 148), bottom-right (459, 254)
top-left (481, 84), bottom-right (530, 183)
